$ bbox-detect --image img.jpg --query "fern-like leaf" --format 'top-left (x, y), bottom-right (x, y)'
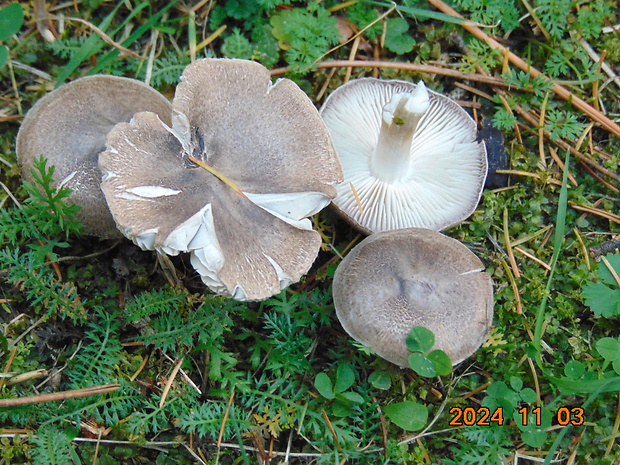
top-left (29, 426), bottom-right (80, 465)
top-left (66, 307), bottom-right (122, 388)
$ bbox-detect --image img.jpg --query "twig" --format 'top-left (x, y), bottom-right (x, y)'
top-left (426, 0), bottom-right (620, 138)
top-left (271, 60), bottom-right (506, 86)
top-left (5, 369), bottom-right (48, 387)
top-left (0, 384), bottom-right (120, 407)
top-left (513, 106), bottom-right (620, 183)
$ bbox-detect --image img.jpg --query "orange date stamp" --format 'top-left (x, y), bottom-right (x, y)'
top-left (448, 406), bottom-right (585, 427)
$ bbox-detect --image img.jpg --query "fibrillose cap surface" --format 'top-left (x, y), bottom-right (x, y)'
top-left (320, 78), bottom-right (488, 234)
top-left (100, 58), bottom-right (343, 301)
top-left (333, 228), bottom-right (494, 367)
top-left (16, 75), bottom-right (172, 238)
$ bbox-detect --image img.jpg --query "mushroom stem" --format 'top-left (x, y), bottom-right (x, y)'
top-left (369, 82), bottom-right (430, 183)
top-left (188, 155), bottom-right (246, 198)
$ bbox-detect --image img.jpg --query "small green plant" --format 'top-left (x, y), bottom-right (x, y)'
top-left (384, 17), bottom-right (416, 54)
top-left (406, 326), bottom-right (452, 377)
top-left (0, 2), bottom-right (23, 69)
top-left (270, 2), bottom-right (340, 73)
top-left (314, 363), bottom-right (364, 417)
top-left (380, 326), bottom-right (451, 433)
top-left (583, 254), bottom-right (620, 317)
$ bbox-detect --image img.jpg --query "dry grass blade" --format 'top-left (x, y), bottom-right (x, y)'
top-left (271, 60), bottom-right (506, 86)
top-left (568, 202), bottom-right (620, 224)
top-left (427, 0), bottom-right (620, 138)
top-left (54, 16), bottom-right (144, 60)
top-left (159, 357), bottom-right (184, 408)
top-left (601, 256), bottom-right (620, 287)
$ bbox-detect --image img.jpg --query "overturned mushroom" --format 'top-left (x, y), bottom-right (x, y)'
top-left (320, 78), bottom-right (487, 234)
top-left (16, 75), bottom-right (172, 238)
top-left (333, 228), bottom-right (493, 367)
top-left (100, 58), bottom-right (343, 301)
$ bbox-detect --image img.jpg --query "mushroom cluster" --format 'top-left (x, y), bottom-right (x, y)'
top-left (16, 75), bottom-right (172, 238)
top-left (16, 59), bottom-right (342, 302)
top-left (99, 58), bottom-right (342, 301)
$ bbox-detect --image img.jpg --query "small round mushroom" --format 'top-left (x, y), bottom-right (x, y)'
top-left (320, 78), bottom-right (487, 234)
top-left (16, 75), bottom-right (172, 238)
top-left (332, 228), bottom-right (493, 367)
top-left (99, 58), bottom-right (343, 301)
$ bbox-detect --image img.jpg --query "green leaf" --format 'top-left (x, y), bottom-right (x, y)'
top-left (384, 17), bottom-right (415, 54)
top-left (314, 372), bottom-right (334, 400)
top-left (519, 388), bottom-right (538, 404)
top-left (596, 337), bottom-right (620, 362)
top-left (564, 360), bottom-right (586, 379)
top-left (369, 1), bottom-right (468, 25)
top-left (521, 429), bottom-right (548, 448)
top-left (510, 376), bottom-right (523, 392)
top-left (0, 45), bottom-right (8, 69)
top-left (332, 401), bottom-right (353, 417)
top-left (334, 363), bottom-right (355, 393)
top-left (406, 326), bottom-right (435, 353)
top-left (368, 370), bottom-right (391, 390)
top-left (408, 352), bottom-right (437, 378)
top-left (338, 391), bottom-right (364, 404)
top-left (598, 255), bottom-right (620, 286)
top-left (486, 381), bottom-right (511, 399)
top-left (583, 282), bottom-right (620, 317)
top-left (383, 401), bottom-right (428, 431)
top-left (427, 350), bottom-right (452, 376)
top-left (0, 3), bottom-right (24, 41)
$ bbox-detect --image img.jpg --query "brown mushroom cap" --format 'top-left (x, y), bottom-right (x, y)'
top-left (16, 75), bottom-right (172, 238)
top-left (99, 58), bottom-right (343, 301)
top-left (333, 228), bottom-right (493, 367)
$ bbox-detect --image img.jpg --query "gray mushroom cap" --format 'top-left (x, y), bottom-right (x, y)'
top-left (333, 228), bottom-right (494, 367)
top-left (16, 75), bottom-right (172, 238)
top-left (99, 58), bottom-right (343, 301)
top-left (320, 78), bottom-right (487, 234)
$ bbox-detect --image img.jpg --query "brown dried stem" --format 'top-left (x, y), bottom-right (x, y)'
top-left (427, 0), bottom-right (620, 138)
top-left (0, 384), bottom-right (121, 407)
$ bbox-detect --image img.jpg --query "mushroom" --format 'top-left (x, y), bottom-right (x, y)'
top-left (16, 75), bottom-right (172, 238)
top-left (99, 58), bottom-right (343, 301)
top-left (332, 228), bottom-right (493, 367)
top-left (319, 78), bottom-right (487, 234)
